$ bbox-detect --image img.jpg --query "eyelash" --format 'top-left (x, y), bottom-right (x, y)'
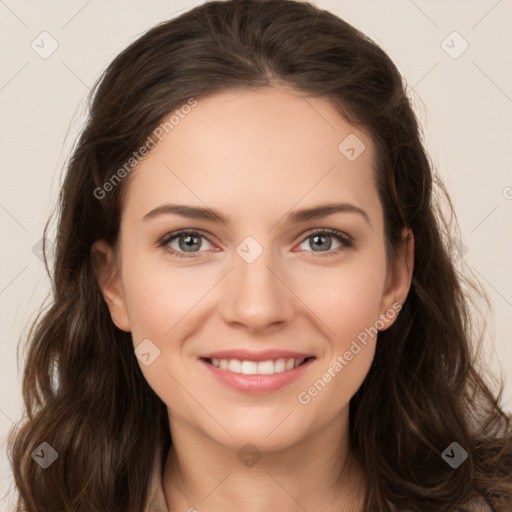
top-left (157, 228), bottom-right (354, 259)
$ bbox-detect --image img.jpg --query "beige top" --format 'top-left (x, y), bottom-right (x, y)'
top-left (143, 446), bottom-right (169, 512)
top-left (142, 446), bottom-right (494, 512)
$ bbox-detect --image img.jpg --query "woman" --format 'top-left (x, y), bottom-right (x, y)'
top-left (8, 0), bottom-right (512, 510)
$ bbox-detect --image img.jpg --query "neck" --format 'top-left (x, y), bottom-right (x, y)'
top-left (161, 407), bottom-right (367, 512)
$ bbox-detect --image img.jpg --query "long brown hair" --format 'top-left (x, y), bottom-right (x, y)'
top-left (8, 1), bottom-right (512, 510)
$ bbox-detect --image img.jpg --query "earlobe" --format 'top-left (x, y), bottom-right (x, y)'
top-left (90, 239), bottom-right (131, 332)
top-left (378, 228), bottom-right (414, 330)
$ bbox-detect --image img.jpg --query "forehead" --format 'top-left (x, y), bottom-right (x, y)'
top-left (122, 85), bottom-right (379, 226)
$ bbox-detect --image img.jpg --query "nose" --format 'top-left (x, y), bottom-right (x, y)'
top-left (220, 243), bottom-right (295, 334)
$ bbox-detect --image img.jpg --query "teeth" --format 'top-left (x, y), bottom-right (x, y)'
top-left (209, 357), bottom-right (307, 374)
top-left (274, 359), bottom-right (286, 372)
top-left (241, 360), bottom-right (258, 374)
top-left (228, 359), bottom-right (242, 373)
top-left (257, 360), bottom-right (275, 375)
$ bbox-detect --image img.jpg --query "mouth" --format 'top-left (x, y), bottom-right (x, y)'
top-left (200, 356), bottom-right (315, 375)
top-left (199, 354), bottom-right (316, 393)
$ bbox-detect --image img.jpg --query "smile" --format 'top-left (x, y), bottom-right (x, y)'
top-left (205, 357), bottom-right (311, 375)
top-left (199, 354), bottom-right (316, 393)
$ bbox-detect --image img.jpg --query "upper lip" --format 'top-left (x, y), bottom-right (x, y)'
top-left (200, 349), bottom-right (315, 362)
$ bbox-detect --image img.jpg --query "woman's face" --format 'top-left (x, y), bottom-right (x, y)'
top-left (93, 85), bottom-right (412, 451)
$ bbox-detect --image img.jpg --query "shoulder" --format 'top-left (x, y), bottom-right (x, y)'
top-left (386, 495), bottom-right (494, 511)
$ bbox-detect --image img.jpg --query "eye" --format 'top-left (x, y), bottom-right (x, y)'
top-left (296, 228), bottom-right (353, 256)
top-left (158, 230), bottom-right (215, 258)
top-left (157, 228), bottom-right (353, 259)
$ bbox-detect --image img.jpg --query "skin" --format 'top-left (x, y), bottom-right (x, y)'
top-left (92, 85), bottom-right (414, 512)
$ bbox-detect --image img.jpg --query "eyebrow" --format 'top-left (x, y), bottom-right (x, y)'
top-left (143, 202), bottom-right (371, 226)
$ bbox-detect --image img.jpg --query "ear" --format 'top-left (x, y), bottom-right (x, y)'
top-left (90, 239), bottom-right (131, 332)
top-left (378, 228), bottom-right (414, 330)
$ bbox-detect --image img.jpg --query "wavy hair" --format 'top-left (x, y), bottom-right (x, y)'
top-left (8, 0), bottom-right (512, 510)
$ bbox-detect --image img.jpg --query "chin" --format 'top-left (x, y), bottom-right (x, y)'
top-left (207, 413), bottom-right (311, 452)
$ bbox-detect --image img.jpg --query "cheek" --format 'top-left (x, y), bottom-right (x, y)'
top-left (292, 253), bottom-right (386, 407)
top-left (313, 278), bottom-right (383, 337)
top-left (121, 252), bottom-right (213, 343)
top-left (296, 280), bottom-right (380, 416)
top-left (120, 256), bottom-right (201, 407)
top-left (296, 250), bottom-right (388, 345)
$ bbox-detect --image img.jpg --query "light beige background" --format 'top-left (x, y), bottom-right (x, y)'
top-left (1, 0), bottom-right (511, 508)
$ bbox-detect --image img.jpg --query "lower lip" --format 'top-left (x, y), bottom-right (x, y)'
top-left (200, 358), bottom-right (315, 393)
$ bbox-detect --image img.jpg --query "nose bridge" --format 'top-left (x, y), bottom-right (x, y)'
top-left (221, 234), bottom-right (293, 330)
